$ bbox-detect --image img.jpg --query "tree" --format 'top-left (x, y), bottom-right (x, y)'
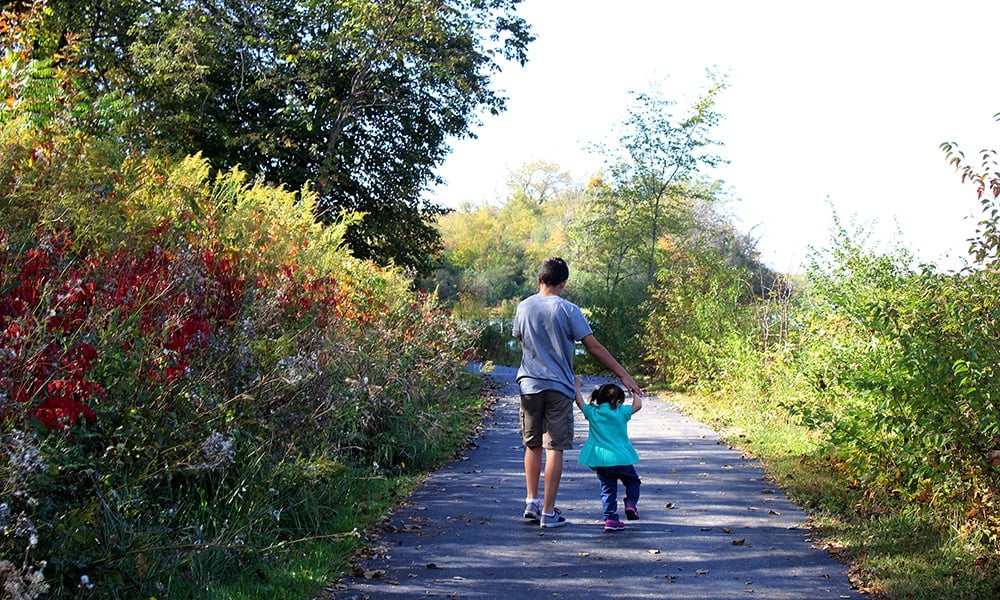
top-left (573, 174), bottom-right (651, 297)
top-left (591, 73), bottom-right (728, 285)
top-left (436, 202), bottom-right (526, 303)
top-left (506, 160), bottom-right (574, 205)
top-left (431, 161), bottom-right (591, 306)
top-left (32, 0), bottom-right (534, 273)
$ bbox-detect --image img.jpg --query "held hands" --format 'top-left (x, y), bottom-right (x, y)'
top-left (620, 373), bottom-right (643, 399)
top-left (620, 373), bottom-right (644, 413)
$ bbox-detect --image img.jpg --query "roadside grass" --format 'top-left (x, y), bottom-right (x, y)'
top-left (199, 372), bottom-right (489, 600)
top-left (665, 388), bottom-right (1000, 600)
top-left (199, 473), bottom-right (416, 600)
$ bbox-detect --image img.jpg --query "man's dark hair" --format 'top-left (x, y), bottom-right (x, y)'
top-left (538, 257), bottom-right (569, 286)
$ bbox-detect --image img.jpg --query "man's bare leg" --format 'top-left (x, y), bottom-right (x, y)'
top-left (542, 448), bottom-right (563, 514)
top-left (524, 446), bottom-right (542, 501)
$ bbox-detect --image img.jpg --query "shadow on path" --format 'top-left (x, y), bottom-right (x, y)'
top-left (324, 366), bottom-right (863, 599)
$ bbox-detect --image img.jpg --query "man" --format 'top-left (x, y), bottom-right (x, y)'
top-left (512, 257), bottom-right (643, 528)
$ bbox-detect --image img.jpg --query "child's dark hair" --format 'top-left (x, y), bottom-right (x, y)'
top-left (590, 383), bottom-right (626, 409)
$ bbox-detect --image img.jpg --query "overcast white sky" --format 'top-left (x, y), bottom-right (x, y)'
top-left (429, 0), bottom-right (999, 273)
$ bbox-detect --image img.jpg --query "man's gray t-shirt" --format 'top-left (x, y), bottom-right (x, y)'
top-left (512, 293), bottom-right (593, 399)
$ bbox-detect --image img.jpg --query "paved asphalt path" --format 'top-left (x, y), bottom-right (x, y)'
top-left (325, 366), bottom-right (864, 599)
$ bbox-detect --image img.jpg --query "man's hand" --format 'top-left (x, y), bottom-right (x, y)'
top-left (620, 374), bottom-right (643, 398)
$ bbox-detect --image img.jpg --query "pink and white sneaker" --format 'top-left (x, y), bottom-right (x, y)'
top-left (604, 518), bottom-right (626, 532)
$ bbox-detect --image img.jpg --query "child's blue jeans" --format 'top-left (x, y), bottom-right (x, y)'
top-left (593, 465), bottom-right (641, 520)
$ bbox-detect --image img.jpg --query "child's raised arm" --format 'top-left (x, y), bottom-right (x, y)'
top-left (574, 376), bottom-right (584, 409)
top-left (630, 391), bottom-right (643, 414)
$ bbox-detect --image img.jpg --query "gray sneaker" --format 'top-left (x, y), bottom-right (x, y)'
top-left (523, 500), bottom-right (541, 522)
top-left (539, 508), bottom-right (567, 528)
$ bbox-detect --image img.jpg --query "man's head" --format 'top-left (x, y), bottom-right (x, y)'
top-left (538, 257), bottom-right (569, 287)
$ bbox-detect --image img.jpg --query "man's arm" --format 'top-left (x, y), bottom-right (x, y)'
top-left (580, 334), bottom-right (643, 397)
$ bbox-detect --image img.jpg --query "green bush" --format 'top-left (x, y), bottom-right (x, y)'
top-left (0, 10), bottom-right (477, 598)
top-left (643, 239), bottom-right (762, 388)
top-left (786, 222), bottom-right (1000, 538)
top-left (662, 211), bottom-right (1000, 594)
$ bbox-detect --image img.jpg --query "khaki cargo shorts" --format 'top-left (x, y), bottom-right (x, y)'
top-left (520, 390), bottom-right (574, 451)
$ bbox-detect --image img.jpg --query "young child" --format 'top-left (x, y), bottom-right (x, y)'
top-left (575, 376), bottom-right (642, 531)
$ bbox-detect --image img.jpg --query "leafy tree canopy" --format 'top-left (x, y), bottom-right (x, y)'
top-left (28, 0), bottom-right (534, 273)
top-left (591, 72), bottom-right (728, 284)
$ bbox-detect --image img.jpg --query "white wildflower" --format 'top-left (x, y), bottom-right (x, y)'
top-left (2, 511), bottom-right (37, 548)
top-left (79, 574), bottom-right (94, 590)
top-left (0, 559), bottom-right (50, 599)
top-left (3, 431), bottom-right (46, 483)
top-left (197, 432), bottom-right (234, 469)
top-left (277, 351), bottom-right (320, 385)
